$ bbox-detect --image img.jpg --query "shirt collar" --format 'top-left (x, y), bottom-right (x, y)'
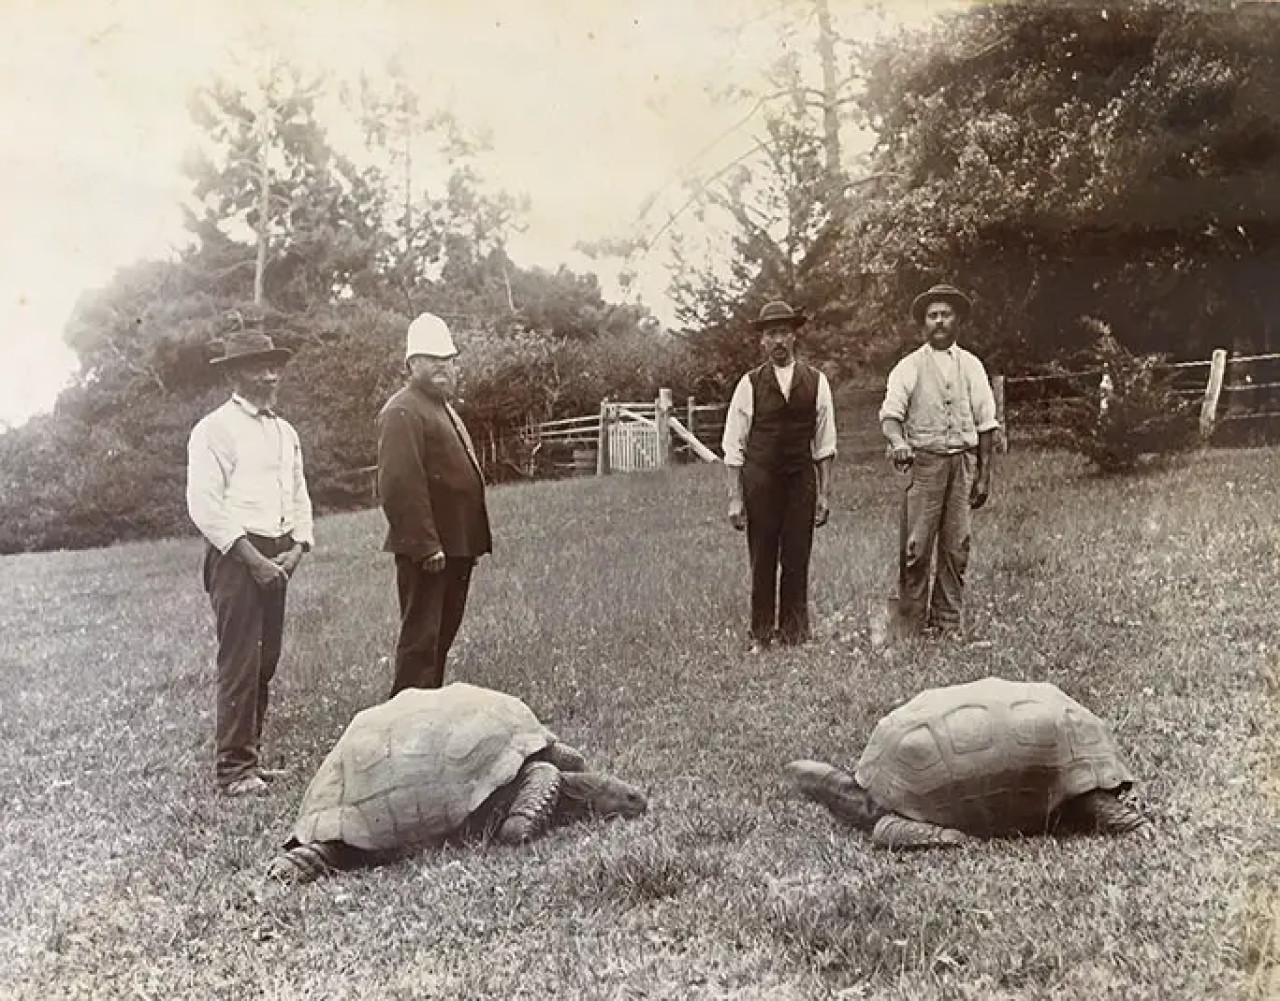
top-left (771, 359), bottom-right (796, 375)
top-left (231, 393), bottom-right (276, 419)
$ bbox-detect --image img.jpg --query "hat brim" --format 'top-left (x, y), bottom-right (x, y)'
top-left (210, 347), bottom-right (294, 368)
top-left (750, 314), bottom-right (807, 330)
top-left (911, 292), bottom-right (970, 325)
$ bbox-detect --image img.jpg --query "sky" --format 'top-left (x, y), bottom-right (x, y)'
top-left (0, 0), bottom-right (957, 428)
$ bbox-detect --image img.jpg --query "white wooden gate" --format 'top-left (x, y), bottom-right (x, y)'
top-left (608, 421), bottom-right (660, 471)
top-left (595, 391), bottom-right (719, 474)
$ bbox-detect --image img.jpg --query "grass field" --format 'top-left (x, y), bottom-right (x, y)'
top-left (1, 448), bottom-right (1276, 1000)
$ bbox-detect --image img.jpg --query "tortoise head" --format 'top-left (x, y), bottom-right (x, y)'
top-left (557, 771), bottom-right (648, 822)
top-left (785, 759), bottom-right (884, 833)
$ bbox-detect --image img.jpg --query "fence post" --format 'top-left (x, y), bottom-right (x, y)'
top-left (596, 399), bottom-right (612, 476)
top-left (655, 388), bottom-right (672, 467)
top-left (687, 395), bottom-right (696, 443)
top-left (1200, 348), bottom-right (1228, 438)
top-left (992, 375), bottom-right (1008, 453)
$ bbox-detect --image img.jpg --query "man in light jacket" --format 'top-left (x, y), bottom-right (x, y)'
top-left (187, 331), bottom-right (314, 797)
top-left (879, 283), bottom-right (999, 635)
top-left (377, 312), bottom-right (491, 696)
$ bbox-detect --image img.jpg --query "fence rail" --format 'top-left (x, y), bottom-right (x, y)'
top-left (378, 346), bottom-right (1280, 487)
top-left (999, 346), bottom-right (1280, 447)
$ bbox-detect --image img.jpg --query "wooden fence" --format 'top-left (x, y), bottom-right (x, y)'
top-left (526, 349), bottom-right (1280, 477)
top-left (1001, 348), bottom-right (1280, 447)
top-left (355, 348), bottom-right (1280, 490)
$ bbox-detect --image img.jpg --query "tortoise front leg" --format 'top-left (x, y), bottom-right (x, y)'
top-left (498, 761), bottom-right (563, 844)
top-left (266, 840), bottom-right (351, 882)
top-left (1065, 790), bottom-right (1151, 836)
top-left (872, 814), bottom-right (971, 849)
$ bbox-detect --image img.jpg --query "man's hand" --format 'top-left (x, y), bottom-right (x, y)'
top-left (272, 545), bottom-right (306, 579)
top-left (728, 497), bottom-right (747, 532)
top-left (248, 554), bottom-right (288, 589)
top-left (970, 471), bottom-right (991, 510)
top-left (890, 445), bottom-right (914, 472)
top-left (421, 551), bottom-right (446, 573)
top-left (814, 494), bottom-right (830, 528)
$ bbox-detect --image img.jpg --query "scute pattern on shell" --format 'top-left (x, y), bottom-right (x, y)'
top-left (290, 683), bottom-right (553, 851)
top-left (854, 677), bottom-right (1134, 835)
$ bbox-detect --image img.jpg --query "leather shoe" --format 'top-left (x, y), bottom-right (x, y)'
top-left (221, 774), bottom-right (268, 797)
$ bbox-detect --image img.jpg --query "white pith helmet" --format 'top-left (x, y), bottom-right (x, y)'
top-left (405, 312), bottom-right (457, 364)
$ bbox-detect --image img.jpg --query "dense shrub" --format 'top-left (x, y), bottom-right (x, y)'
top-left (1059, 321), bottom-right (1200, 474)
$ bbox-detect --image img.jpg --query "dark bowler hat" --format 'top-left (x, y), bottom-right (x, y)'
top-left (209, 331), bottom-right (293, 368)
top-left (750, 300), bottom-right (808, 329)
top-left (911, 284), bottom-right (971, 325)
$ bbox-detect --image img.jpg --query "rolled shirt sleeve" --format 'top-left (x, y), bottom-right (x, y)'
top-left (288, 426), bottom-right (315, 549)
top-left (966, 355), bottom-right (1000, 433)
top-left (186, 420), bottom-right (243, 554)
top-left (812, 372), bottom-right (837, 461)
top-left (720, 375), bottom-right (754, 467)
top-left (878, 355), bottom-right (915, 426)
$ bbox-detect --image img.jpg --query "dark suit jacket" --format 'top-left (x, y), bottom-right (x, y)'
top-left (376, 384), bottom-right (492, 559)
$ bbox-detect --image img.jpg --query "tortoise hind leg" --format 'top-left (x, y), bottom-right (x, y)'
top-left (266, 840), bottom-right (351, 883)
top-left (1063, 790), bottom-right (1151, 836)
top-left (872, 814), bottom-right (971, 849)
top-left (498, 761), bottom-right (563, 844)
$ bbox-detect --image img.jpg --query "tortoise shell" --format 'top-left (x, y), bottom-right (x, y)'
top-left (854, 677), bottom-right (1135, 835)
top-left (289, 683), bottom-right (554, 851)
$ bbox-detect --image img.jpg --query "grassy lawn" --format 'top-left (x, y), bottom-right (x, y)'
top-left (1, 447), bottom-right (1276, 1000)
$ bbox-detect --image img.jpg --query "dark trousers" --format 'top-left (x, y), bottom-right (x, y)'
top-left (390, 555), bottom-right (475, 695)
top-left (203, 533), bottom-right (292, 786)
top-left (743, 463), bottom-right (817, 645)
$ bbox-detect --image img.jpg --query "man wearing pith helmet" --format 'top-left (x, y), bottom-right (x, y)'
top-left (376, 312), bottom-right (492, 696)
top-left (721, 300), bottom-right (837, 652)
top-left (879, 283), bottom-right (999, 636)
top-left (186, 331), bottom-right (314, 797)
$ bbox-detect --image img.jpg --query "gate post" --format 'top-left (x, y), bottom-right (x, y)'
top-left (597, 399), bottom-right (613, 476)
top-left (655, 388), bottom-right (672, 468)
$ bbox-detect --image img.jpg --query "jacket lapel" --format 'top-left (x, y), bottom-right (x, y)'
top-left (444, 402), bottom-right (484, 479)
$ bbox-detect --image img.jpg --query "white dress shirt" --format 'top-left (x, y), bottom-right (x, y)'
top-left (186, 394), bottom-right (315, 553)
top-left (721, 361), bottom-right (837, 467)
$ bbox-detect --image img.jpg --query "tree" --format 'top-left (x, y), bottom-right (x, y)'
top-left (185, 66), bottom-right (382, 321)
top-left (840, 1), bottom-right (1280, 372)
top-left (657, 1), bottom-right (877, 392)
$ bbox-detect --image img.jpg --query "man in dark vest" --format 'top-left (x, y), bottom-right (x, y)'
top-left (377, 312), bottom-right (492, 695)
top-left (721, 301), bottom-right (837, 651)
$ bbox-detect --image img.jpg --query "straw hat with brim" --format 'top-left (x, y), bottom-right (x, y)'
top-left (911, 284), bottom-right (971, 325)
top-left (750, 300), bottom-right (808, 329)
top-left (209, 332), bottom-right (293, 368)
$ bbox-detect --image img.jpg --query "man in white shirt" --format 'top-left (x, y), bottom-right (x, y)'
top-left (879, 284), bottom-right (998, 636)
top-left (187, 332), bottom-right (314, 797)
top-left (721, 301), bottom-right (837, 651)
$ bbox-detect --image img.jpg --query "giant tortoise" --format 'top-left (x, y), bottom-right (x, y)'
top-left (268, 683), bottom-right (647, 881)
top-left (786, 676), bottom-right (1150, 847)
